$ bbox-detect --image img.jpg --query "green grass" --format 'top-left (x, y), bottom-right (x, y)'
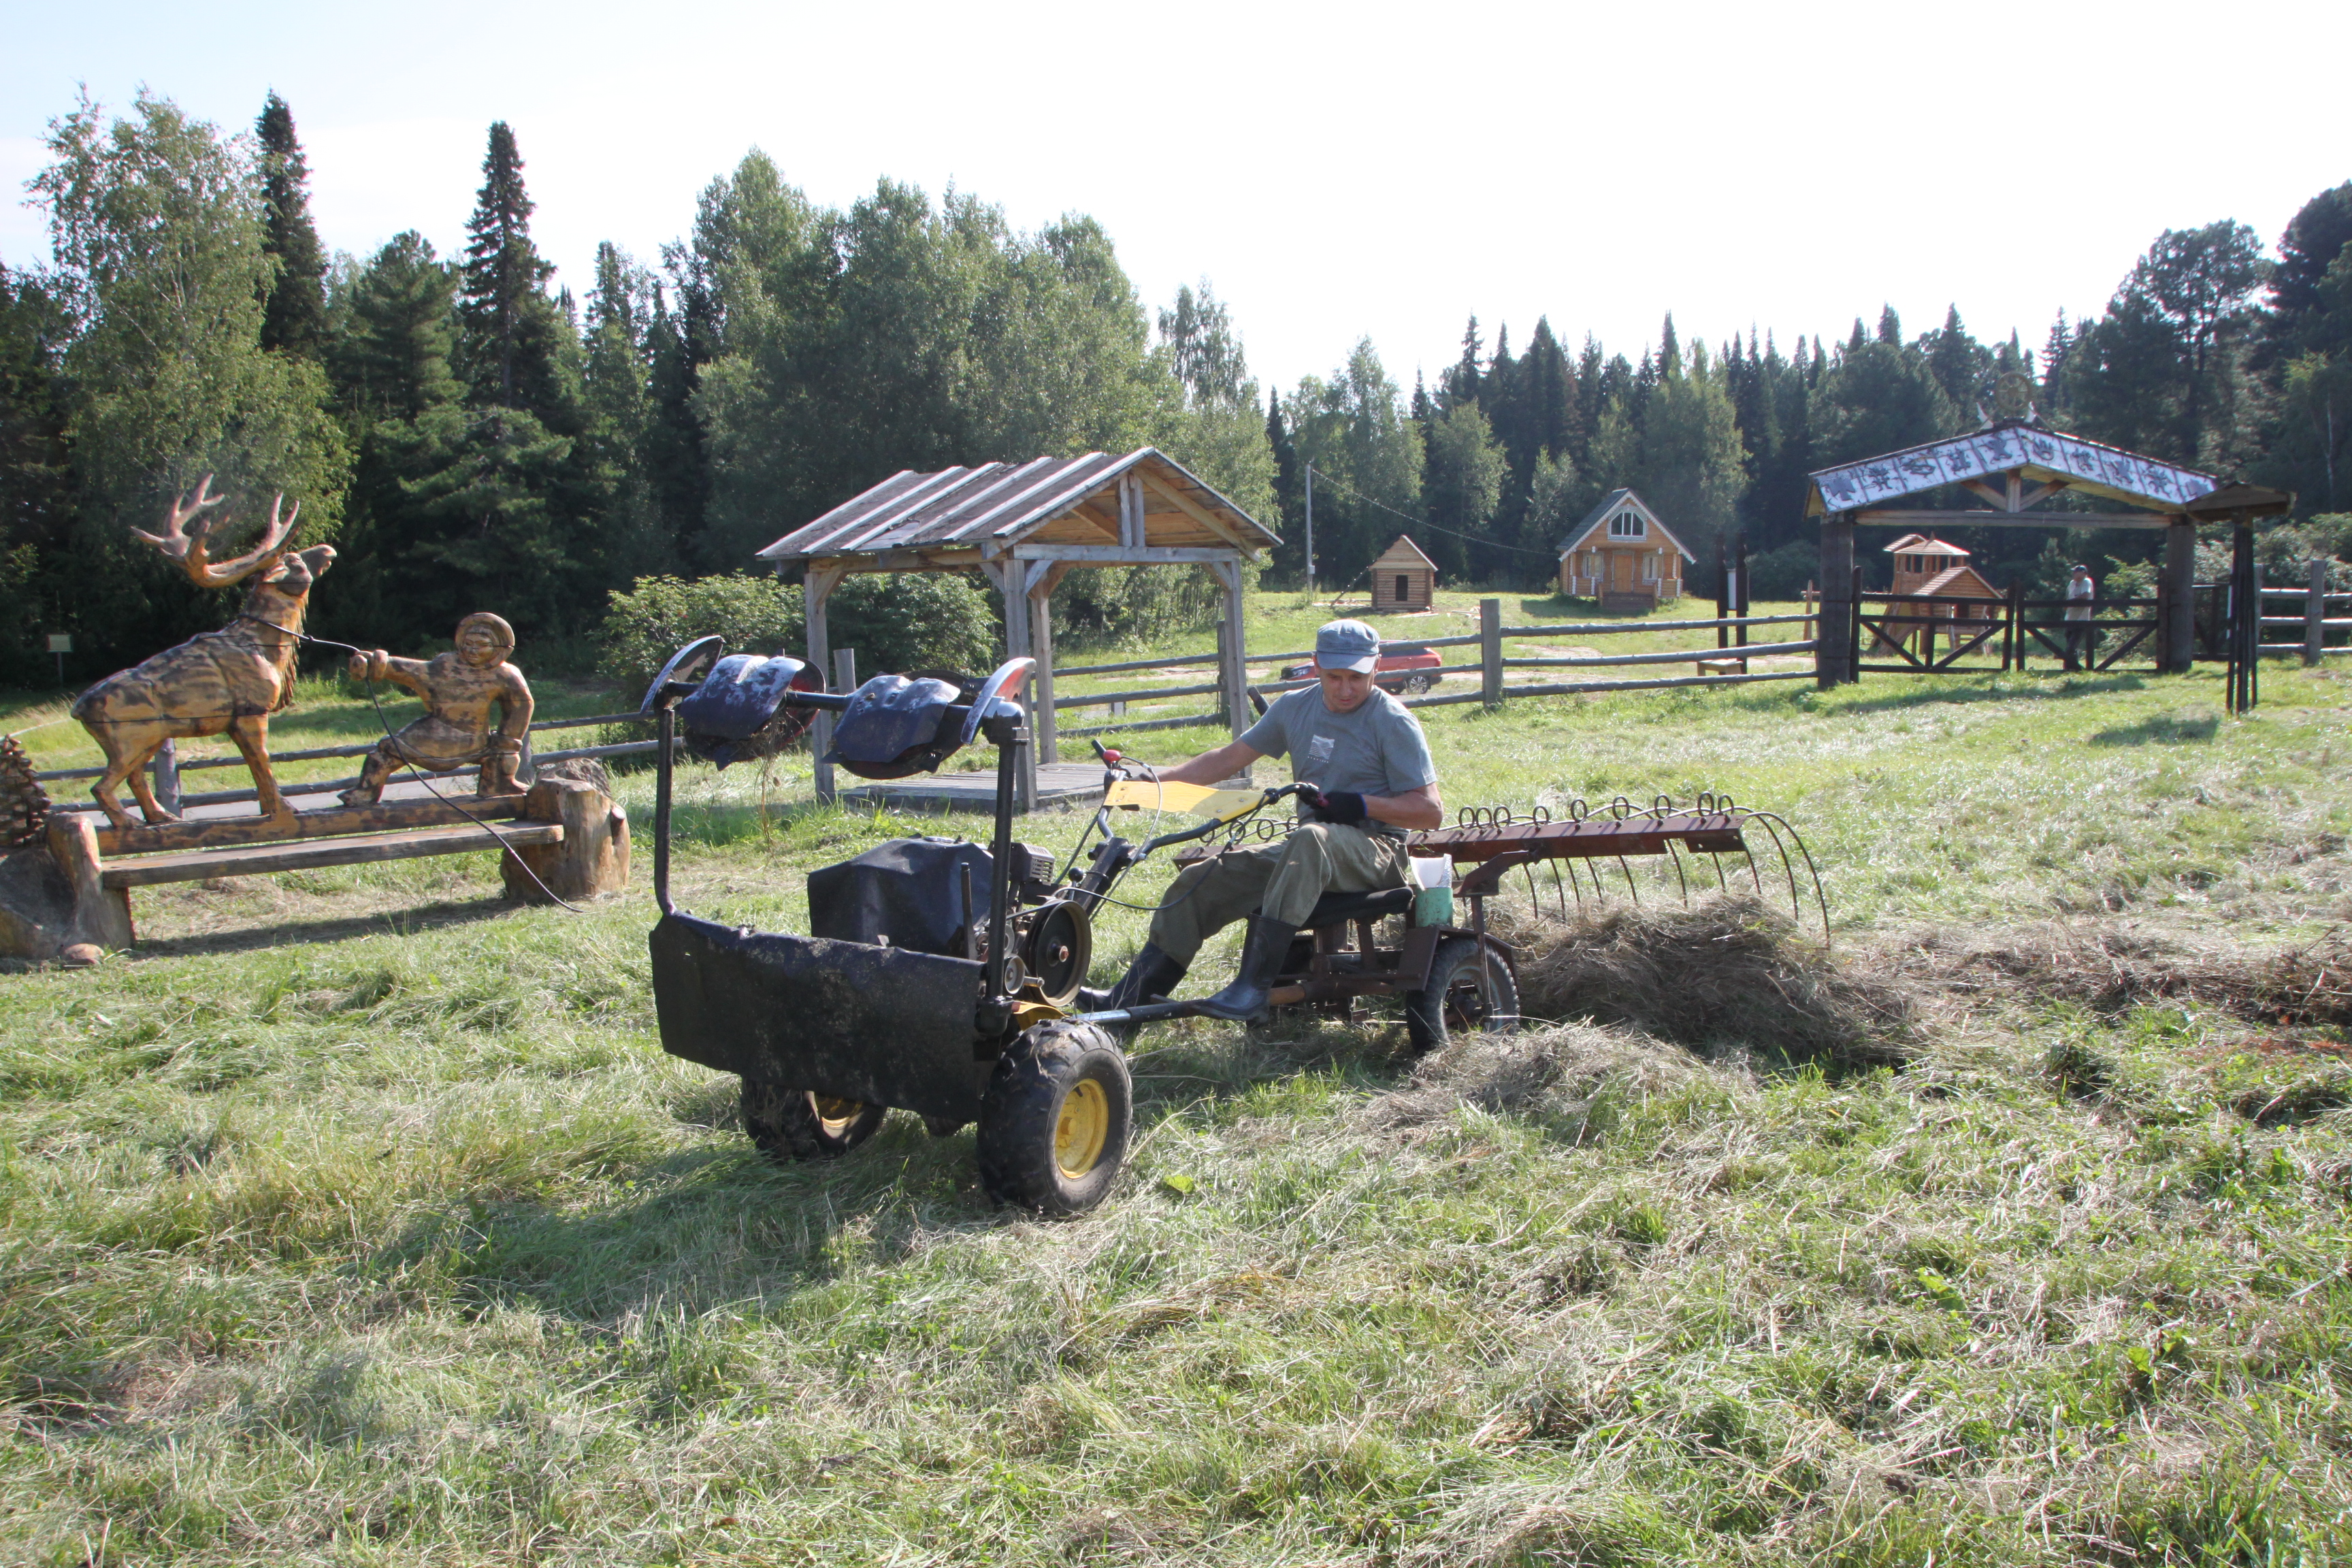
top-left (5, 603), bottom-right (2352, 1565)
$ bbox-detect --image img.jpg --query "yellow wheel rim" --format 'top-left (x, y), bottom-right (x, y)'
top-left (1054, 1080), bottom-right (1110, 1179)
top-left (813, 1096), bottom-right (865, 1137)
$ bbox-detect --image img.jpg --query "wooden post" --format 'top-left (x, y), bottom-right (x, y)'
top-left (2308, 557), bottom-right (2328, 667)
top-left (1213, 559), bottom-right (1250, 780)
top-left (2162, 517), bottom-right (2196, 673)
top-left (1480, 598), bottom-right (1503, 706)
top-left (834, 648), bottom-right (857, 721)
top-left (986, 556), bottom-right (1039, 813)
top-left (151, 737), bottom-right (180, 816)
top-left (2004, 582), bottom-right (2023, 670)
top-left (1850, 566), bottom-right (1864, 683)
top-left (2227, 515), bottom-right (2257, 713)
top-left (804, 560), bottom-right (848, 803)
top-left (1818, 513), bottom-right (1855, 687)
top-left (1028, 560), bottom-right (1068, 766)
top-left (1733, 537), bottom-right (1749, 672)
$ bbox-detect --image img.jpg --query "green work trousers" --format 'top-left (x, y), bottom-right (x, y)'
top-left (1147, 822), bottom-right (1413, 964)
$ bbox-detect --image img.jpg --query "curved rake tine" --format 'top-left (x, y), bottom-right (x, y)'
top-left (1665, 838), bottom-right (1690, 906)
top-left (1523, 861), bottom-right (1543, 921)
top-left (1548, 858), bottom-right (1568, 922)
top-left (1705, 850), bottom-right (1730, 893)
top-left (1745, 811), bottom-right (1807, 933)
top-left (1753, 811), bottom-right (1833, 946)
top-left (1732, 812), bottom-right (1767, 900)
top-left (1616, 855), bottom-right (1640, 905)
top-left (1564, 855), bottom-right (1588, 912)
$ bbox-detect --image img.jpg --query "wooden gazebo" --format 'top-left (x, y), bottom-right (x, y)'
top-left (1810, 422), bottom-right (2223, 686)
top-left (756, 448), bottom-right (1277, 807)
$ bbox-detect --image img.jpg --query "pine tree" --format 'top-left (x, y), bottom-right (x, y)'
top-left (642, 282), bottom-right (710, 565)
top-left (459, 122), bottom-right (560, 414)
top-left (1876, 305), bottom-right (1902, 346)
top-left (1848, 318), bottom-right (1867, 355)
top-left (1658, 313), bottom-right (1680, 378)
top-left (2041, 312), bottom-right (2072, 417)
top-left (1928, 304), bottom-right (1983, 415)
top-left (1445, 316), bottom-right (1482, 408)
top-left (255, 92), bottom-right (327, 358)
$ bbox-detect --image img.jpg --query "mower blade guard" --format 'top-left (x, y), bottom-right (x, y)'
top-left (649, 912), bottom-right (998, 1124)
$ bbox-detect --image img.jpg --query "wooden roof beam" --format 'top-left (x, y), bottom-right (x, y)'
top-left (1139, 467), bottom-right (1251, 551)
top-left (1853, 508), bottom-right (2176, 530)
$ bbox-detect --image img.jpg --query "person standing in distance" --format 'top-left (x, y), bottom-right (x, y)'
top-left (2063, 562), bottom-right (2097, 671)
top-left (1088, 618), bottom-right (1443, 1023)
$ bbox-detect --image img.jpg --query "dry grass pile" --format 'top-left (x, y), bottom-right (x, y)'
top-left (1360, 1017), bottom-right (1712, 1137)
top-left (1897, 919), bottom-right (2352, 1026)
top-left (1497, 894), bottom-right (1912, 1068)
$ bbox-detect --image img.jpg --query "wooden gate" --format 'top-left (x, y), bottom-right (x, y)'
top-left (1852, 587), bottom-right (2166, 676)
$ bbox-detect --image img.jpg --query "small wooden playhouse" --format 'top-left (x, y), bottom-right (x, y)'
top-left (1556, 489), bottom-right (1692, 609)
top-left (1874, 533), bottom-right (2002, 653)
top-left (1368, 536), bottom-right (1439, 610)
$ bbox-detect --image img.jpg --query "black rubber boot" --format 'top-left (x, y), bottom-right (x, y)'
top-left (1193, 915), bottom-right (1296, 1022)
top-left (1079, 943), bottom-right (1187, 1014)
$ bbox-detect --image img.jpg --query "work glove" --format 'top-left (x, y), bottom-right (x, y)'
top-left (1304, 789), bottom-right (1367, 826)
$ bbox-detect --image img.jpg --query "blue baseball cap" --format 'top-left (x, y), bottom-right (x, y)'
top-left (1315, 618), bottom-right (1380, 673)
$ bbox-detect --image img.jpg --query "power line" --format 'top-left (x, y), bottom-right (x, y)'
top-left (1300, 461), bottom-right (1556, 557)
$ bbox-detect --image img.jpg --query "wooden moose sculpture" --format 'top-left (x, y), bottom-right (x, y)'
top-left (71, 476), bottom-right (336, 830)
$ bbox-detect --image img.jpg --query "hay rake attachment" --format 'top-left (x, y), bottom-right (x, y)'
top-left (1414, 794), bottom-right (1830, 941)
top-left (1205, 791), bottom-right (1829, 941)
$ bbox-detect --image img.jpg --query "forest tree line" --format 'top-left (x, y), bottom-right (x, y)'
top-left (2, 90), bottom-right (2348, 687)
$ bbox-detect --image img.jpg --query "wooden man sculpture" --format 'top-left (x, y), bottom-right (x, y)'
top-left (338, 614), bottom-right (535, 805)
top-left (73, 476), bottom-right (335, 830)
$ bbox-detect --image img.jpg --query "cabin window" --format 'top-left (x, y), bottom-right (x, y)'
top-left (1610, 511), bottom-right (1644, 539)
top-left (1642, 554), bottom-right (1659, 582)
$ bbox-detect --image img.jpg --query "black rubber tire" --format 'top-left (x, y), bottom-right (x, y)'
top-left (1405, 936), bottom-right (1521, 1055)
top-left (976, 1023), bottom-right (1132, 1215)
top-left (1403, 672), bottom-right (1435, 694)
top-left (740, 1079), bottom-right (886, 1162)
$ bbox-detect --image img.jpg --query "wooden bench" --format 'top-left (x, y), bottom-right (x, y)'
top-left (1696, 657), bottom-right (1748, 676)
top-left (10, 777), bottom-right (629, 964)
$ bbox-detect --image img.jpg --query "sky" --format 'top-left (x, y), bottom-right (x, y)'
top-left (5, 0), bottom-right (2348, 399)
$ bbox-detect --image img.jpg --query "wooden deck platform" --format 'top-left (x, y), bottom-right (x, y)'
top-left (842, 762), bottom-right (1107, 815)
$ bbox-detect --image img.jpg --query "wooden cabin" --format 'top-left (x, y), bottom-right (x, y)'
top-left (1556, 489), bottom-right (1693, 610)
top-left (1369, 536), bottom-right (1439, 610)
top-left (1874, 533), bottom-right (2003, 653)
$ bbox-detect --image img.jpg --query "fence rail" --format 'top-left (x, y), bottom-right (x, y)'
top-left (36, 707), bottom-right (659, 813)
top-left (1041, 600), bottom-right (1812, 754)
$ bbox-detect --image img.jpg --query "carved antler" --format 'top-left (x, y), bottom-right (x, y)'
top-left (131, 476), bottom-right (301, 588)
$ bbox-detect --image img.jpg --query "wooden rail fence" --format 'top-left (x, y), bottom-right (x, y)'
top-left (1043, 598), bottom-right (1814, 755)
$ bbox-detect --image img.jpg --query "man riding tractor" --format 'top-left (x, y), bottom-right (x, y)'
top-left (1085, 618), bottom-right (1444, 1024)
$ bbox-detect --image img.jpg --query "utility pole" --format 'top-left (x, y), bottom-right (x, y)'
top-left (1303, 462), bottom-right (1316, 593)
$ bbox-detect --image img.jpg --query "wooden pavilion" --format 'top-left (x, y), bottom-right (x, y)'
top-left (1810, 421), bottom-right (2223, 685)
top-left (1369, 536), bottom-right (1439, 610)
top-left (755, 448), bottom-right (1277, 809)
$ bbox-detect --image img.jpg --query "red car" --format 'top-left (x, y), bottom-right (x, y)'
top-left (1279, 643), bottom-right (1442, 695)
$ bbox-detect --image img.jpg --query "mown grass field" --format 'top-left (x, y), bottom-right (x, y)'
top-left (3, 608), bottom-right (2350, 1566)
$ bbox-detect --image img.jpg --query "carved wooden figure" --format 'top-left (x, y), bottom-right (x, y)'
top-left (339, 614), bottom-right (534, 804)
top-left (71, 476), bottom-right (335, 830)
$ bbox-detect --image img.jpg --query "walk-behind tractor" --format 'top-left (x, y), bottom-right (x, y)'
top-left (640, 640), bottom-right (1823, 1215)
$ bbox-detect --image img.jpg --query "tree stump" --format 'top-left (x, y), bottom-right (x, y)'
top-left (502, 777), bottom-right (630, 904)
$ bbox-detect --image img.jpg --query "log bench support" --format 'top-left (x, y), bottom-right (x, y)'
top-left (0, 779), bottom-right (628, 964)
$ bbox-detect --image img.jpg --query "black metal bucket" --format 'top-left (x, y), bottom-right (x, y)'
top-left (649, 912), bottom-right (997, 1124)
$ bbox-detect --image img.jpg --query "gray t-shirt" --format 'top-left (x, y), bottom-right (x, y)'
top-left (1240, 685), bottom-right (1437, 836)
